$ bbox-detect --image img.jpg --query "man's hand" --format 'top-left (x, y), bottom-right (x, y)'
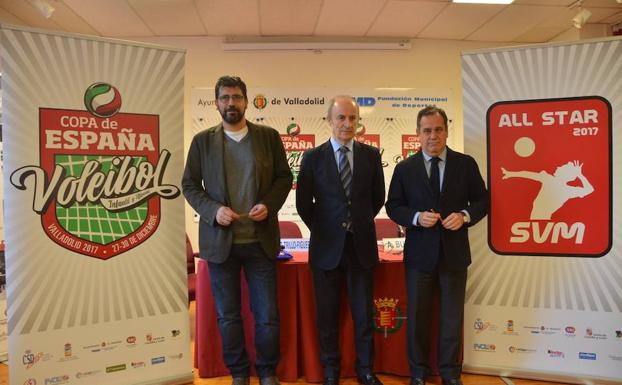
top-left (216, 206), bottom-right (240, 226)
top-left (418, 211), bottom-right (441, 228)
top-left (248, 203), bottom-right (268, 222)
top-left (441, 212), bottom-right (465, 231)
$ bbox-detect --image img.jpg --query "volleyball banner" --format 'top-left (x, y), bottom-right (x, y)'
top-left (1, 25), bottom-right (192, 385)
top-left (462, 37), bottom-right (622, 383)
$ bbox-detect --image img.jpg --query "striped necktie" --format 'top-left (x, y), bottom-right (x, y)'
top-left (339, 146), bottom-right (352, 197)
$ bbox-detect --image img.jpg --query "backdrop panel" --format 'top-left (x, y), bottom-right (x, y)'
top-left (462, 37), bottom-right (622, 384)
top-left (1, 25), bottom-right (192, 385)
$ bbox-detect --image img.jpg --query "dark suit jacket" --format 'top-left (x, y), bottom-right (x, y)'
top-left (182, 121), bottom-right (293, 263)
top-left (296, 139), bottom-right (385, 270)
top-left (385, 147), bottom-right (488, 271)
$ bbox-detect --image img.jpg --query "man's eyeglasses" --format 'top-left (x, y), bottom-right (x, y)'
top-left (218, 94), bottom-right (245, 102)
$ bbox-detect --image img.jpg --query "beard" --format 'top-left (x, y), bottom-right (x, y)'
top-left (219, 106), bottom-right (245, 124)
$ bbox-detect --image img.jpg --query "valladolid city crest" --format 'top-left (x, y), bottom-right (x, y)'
top-left (373, 297), bottom-right (406, 338)
top-left (10, 83), bottom-right (180, 259)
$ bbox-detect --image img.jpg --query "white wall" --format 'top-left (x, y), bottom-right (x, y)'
top-left (128, 36), bottom-right (507, 246)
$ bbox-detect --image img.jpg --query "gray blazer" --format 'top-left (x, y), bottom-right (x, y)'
top-left (182, 121), bottom-right (293, 263)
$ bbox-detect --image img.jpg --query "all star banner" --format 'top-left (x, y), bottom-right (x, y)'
top-left (462, 38), bottom-right (622, 383)
top-left (191, 87), bottom-right (454, 227)
top-left (1, 25), bottom-right (192, 385)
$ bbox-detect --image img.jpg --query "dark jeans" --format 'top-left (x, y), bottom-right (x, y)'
top-left (311, 233), bottom-right (375, 379)
top-left (208, 242), bottom-right (280, 378)
top-left (405, 266), bottom-right (467, 380)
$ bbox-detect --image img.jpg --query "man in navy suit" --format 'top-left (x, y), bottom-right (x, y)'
top-left (296, 96), bottom-right (385, 385)
top-left (385, 106), bottom-right (488, 385)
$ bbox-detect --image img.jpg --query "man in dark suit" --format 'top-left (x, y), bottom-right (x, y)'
top-left (385, 106), bottom-right (488, 385)
top-left (182, 76), bottom-right (292, 385)
top-left (296, 96), bottom-right (385, 385)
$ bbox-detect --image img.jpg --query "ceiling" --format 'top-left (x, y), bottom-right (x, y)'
top-left (0, 0), bottom-right (621, 44)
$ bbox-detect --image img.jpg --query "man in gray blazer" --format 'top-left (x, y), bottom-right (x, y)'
top-left (182, 76), bottom-right (292, 385)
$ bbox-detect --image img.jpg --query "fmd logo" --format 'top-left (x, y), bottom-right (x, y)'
top-left (355, 97), bottom-right (376, 107)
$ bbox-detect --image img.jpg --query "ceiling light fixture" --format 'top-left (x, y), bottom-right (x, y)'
top-left (452, 0), bottom-right (514, 4)
top-left (568, 0), bottom-right (592, 29)
top-left (27, 0), bottom-right (55, 18)
top-left (572, 8), bottom-right (592, 28)
top-left (222, 37), bottom-right (411, 52)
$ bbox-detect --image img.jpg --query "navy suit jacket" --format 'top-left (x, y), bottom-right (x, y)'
top-left (296, 139), bottom-right (385, 270)
top-left (385, 147), bottom-right (488, 271)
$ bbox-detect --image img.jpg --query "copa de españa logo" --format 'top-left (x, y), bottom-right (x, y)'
top-left (280, 122), bottom-right (314, 190)
top-left (401, 134), bottom-right (421, 159)
top-left (354, 123), bottom-right (380, 150)
top-left (10, 82), bottom-right (180, 259)
top-left (487, 96), bottom-right (611, 257)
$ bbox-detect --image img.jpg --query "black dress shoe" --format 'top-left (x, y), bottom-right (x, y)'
top-left (410, 377), bottom-right (425, 385)
top-left (324, 377), bottom-right (338, 385)
top-left (357, 373), bottom-right (383, 385)
top-left (260, 376), bottom-right (280, 385)
top-left (442, 378), bottom-right (463, 385)
top-left (232, 377), bottom-right (250, 385)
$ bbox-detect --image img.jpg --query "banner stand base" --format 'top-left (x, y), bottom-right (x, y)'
top-left (132, 372), bottom-right (194, 385)
top-left (464, 364), bottom-right (620, 385)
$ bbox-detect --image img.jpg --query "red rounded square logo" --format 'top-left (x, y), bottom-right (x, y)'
top-left (487, 97), bottom-right (611, 257)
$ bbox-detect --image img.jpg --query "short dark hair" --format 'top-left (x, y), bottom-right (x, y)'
top-left (416, 105), bottom-right (448, 131)
top-left (215, 76), bottom-right (247, 100)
